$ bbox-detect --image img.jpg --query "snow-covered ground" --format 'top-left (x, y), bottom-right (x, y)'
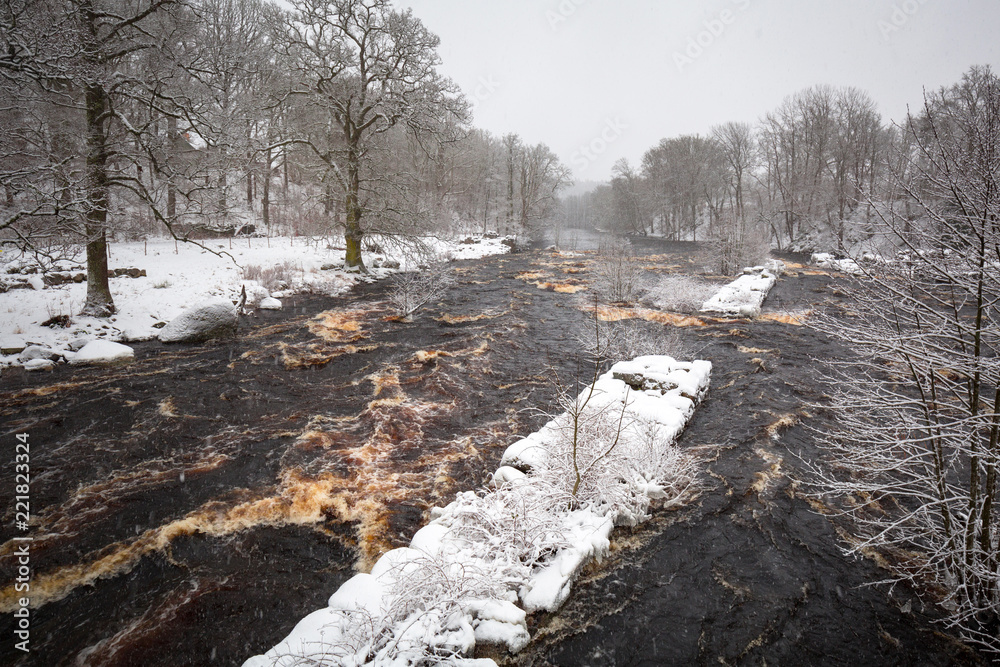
top-left (700, 262), bottom-right (783, 317)
top-left (0, 235), bottom-right (511, 368)
top-left (245, 355), bottom-right (711, 667)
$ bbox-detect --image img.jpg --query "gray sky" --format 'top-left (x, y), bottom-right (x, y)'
top-left (403, 0), bottom-right (1000, 182)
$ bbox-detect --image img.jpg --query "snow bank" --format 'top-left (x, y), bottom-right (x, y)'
top-left (700, 266), bottom-right (779, 317)
top-left (0, 235), bottom-right (510, 369)
top-left (245, 356), bottom-right (710, 667)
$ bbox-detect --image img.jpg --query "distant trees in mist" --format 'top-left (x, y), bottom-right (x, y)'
top-left (561, 81), bottom-right (913, 257)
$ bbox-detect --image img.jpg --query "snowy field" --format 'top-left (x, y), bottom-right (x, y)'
top-left (245, 356), bottom-right (711, 667)
top-left (0, 235), bottom-right (511, 368)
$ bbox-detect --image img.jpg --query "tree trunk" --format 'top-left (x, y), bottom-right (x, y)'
top-left (261, 148), bottom-right (271, 228)
top-left (81, 82), bottom-right (114, 316)
top-left (166, 114), bottom-right (177, 220)
top-left (343, 141), bottom-right (366, 271)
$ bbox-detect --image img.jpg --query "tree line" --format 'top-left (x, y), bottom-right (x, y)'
top-left (0, 0), bottom-right (571, 316)
top-left (566, 83), bottom-right (892, 264)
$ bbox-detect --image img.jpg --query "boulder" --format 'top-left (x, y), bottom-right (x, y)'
top-left (159, 299), bottom-right (238, 343)
top-left (24, 359), bottom-right (56, 372)
top-left (259, 297), bottom-right (283, 310)
top-left (240, 283), bottom-right (271, 306)
top-left (69, 340), bottom-right (134, 365)
top-left (18, 345), bottom-right (58, 363)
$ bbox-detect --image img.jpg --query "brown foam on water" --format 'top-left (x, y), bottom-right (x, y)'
top-left (308, 309), bottom-right (371, 343)
top-left (591, 305), bottom-right (707, 327)
top-left (13, 381), bottom-right (92, 398)
top-left (758, 311), bottom-right (811, 326)
top-left (280, 342), bottom-right (378, 369)
top-left (0, 355), bottom-right (495, 613)
top-left (535, 281), bottom-right (588, 294)
top-left (435, 311), bottom-right (505, 326)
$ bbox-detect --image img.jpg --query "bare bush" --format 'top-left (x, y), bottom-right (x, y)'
top-left (577, 317), bottom-right (688, 365)
top-left (537, 384), bottom-right (700, 526)
top-left (441, 482), bottom-right (572, 586)
top-left (590, 238), bottom-right (646, 303)
top-left (242, 262), bottom-right (302, 292)
top-left (642, 274), bottom-right (720, 314)
top-left (388, 265), bottom-right (455, 320)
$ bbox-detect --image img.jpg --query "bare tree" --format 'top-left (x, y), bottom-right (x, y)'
top-left (810, 66), bottom-right (1000, 654)
top-left (278, 0), bottom-right (464, 271)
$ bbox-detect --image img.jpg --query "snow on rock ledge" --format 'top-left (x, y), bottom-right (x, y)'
top-left (700, 266), bottom-right (778, 317)
top-left (244, 355), bottom-right (710, 667)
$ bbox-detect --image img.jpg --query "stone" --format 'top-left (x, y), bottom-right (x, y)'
top-left (24, 359), bottom-right (56, 372)
top-left (1, 335), bottom-right (26, 355)
top-left (382, 259), bottom-right (400, 270)
top-left (18, 345), bottom-right (58, 363)
top-left (159, 299), bottom-right (238, 343)
top-left (67, 337), bottom-right (90, 351)
top-left (259, 297), bottom-right (283, 310)
top-left (69, 340), bottom-right (135, 365)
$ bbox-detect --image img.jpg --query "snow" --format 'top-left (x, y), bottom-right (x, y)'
top-left (0, 235), bottom-right (511, 369)
top-left (245, 355), bottom-right (710, 666)
top-left (810, 252), bottom-right (863, 274)
top-left (700, 266), bottom-right (779, 317)
top-left (68, 340), bottom-right (135, 365)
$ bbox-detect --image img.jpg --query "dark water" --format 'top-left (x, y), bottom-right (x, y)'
top-left (0, 244), bottom-right (985, 666)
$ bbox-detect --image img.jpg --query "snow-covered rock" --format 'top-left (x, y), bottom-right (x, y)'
top-left (258, 297), bottom-right (282, 310)
top-left (69, 340), bottom-right (135, 365)
top-left (27, 275), bottom-right (44, 290)
top-left (1, 335), bottom-right (26, 355)
top-left (18, 345), bottom-right (58, 363)
top-left (240, 282), bottom-right (270, 306)
top-left (24, 359), bottom-right (56, 372)
top-left (700, 267), bottom-right (778, 317)
top-left (810, 252), bottom-right (863, 274)
top-left (158, 299), bottom-right (238, 343)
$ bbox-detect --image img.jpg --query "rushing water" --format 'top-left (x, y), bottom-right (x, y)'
top-left (0, 244), bottom-right (985, 666)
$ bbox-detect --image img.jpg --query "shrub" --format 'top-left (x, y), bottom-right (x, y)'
top-left (590, 238), bottom-right (646, 304)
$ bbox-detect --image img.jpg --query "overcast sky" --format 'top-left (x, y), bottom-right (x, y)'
top-left (403, 0), bottom-right (1000, 184)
